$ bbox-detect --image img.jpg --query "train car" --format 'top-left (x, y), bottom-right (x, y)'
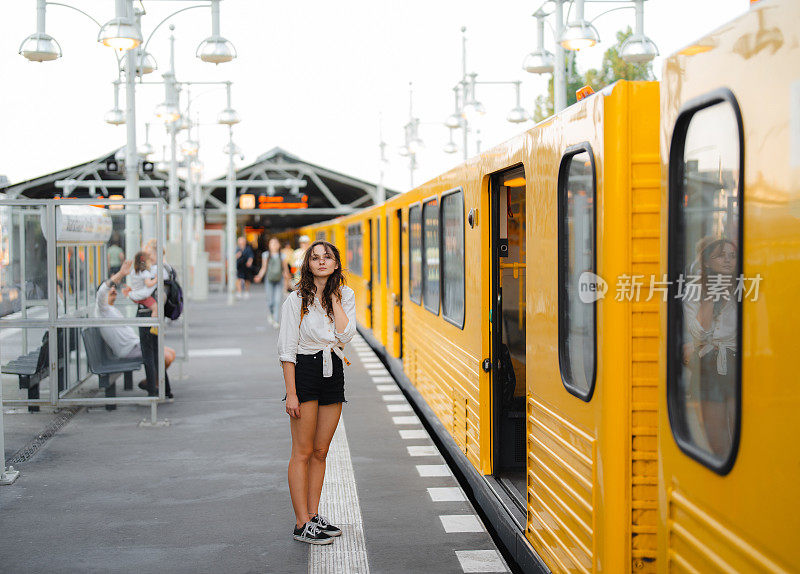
top-left (302, 78), bottom-right (661, 571)
top-left (294, 4), bottom-right (796, 571)
top-left (658, 1), bottom-right (800, 572)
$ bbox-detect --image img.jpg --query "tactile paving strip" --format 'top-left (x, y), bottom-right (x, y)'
top-left (309, 419), bottom-right (370, 573)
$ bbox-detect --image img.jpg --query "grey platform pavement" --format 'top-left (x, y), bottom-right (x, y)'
top-left (0, 292), bottom-right (510, 574)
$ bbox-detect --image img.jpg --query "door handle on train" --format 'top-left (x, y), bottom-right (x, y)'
top-left (482, 358), bottom-right (492, 373)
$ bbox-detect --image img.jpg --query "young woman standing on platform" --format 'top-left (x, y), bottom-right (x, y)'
top-left (277, 240), bottom-right (356, 545)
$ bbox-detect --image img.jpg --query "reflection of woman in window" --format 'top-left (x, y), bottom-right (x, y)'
top-left (682, 237), bottom-right (738, 457)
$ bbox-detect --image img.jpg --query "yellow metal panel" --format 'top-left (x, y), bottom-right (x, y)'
top-left (658, 2), bottom-right (800, 572)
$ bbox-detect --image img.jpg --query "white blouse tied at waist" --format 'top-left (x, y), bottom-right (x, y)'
top-left (277, 286), bottom-right (357, 378)
top-left (683, 296), bottom-right (737, 375)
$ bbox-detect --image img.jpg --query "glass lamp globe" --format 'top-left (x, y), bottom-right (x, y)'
top-left (104, 108), bottom-right (126, 126)
top-left (19, 33), bottom-right (61, 62)
top-left (443, 141), bottom-right (458, 154)
top-left (560, 20), bottom-right (600, 51)
top-left (461, 100), bottom-right (486, 123)
top-left (620, 35), bottom-right (659, 64)
top-left (196, 36), bottom-right (236, 64)
top-left (522, 49), bottom-right (554, 74)
top-left (506, 106), bottom-right (529, 124)
top-left (98, 18), bottom-right (142, 50)
top-left (445, 113), bottom-right (462, 129)
top-left (217, 108), bottom-right (241, 125)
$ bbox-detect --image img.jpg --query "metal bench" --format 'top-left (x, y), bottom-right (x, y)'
top-left (81, 327), bottom-right (143, 411)
top-left (1, 331), bottom-right (65, 412)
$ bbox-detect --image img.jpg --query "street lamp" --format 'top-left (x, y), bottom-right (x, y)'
top-left (97, 0), bottom-right (142, 50)
top-left (217, 82), bottom-right (241, 125)
top-left (559, 0), bottom-right (600, 50)
top-left (105, 80), bottom-right (126, 125)
top-left (524, 0), bottom-right (658, 113)
top-left (196, 0), bottom-right (237, 64)
top-left (18, 0), bottom-right (61, 62)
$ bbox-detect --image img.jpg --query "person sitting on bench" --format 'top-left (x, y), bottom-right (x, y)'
top-left (94, 260), bottom-right (176, 397)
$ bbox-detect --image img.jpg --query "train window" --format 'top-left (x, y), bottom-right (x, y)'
top-left (422, 198), bottom-right (440, 314)
top-left (558, 144), bottom-right (597, 401)
top-left (316, 230), bottom-right (326, 241)
top-left (376, 219), bottom-right (381, 285)
top-left (385, 215), bottom-right (390, 286)
top-left (667, 91), bottom-right (743, 474)
top-left (409, 206), bottom-right (422, 304)
top-left (441, 189), bottom-right (464, 328)
top-left (346, 223), bottom-right (362, 276)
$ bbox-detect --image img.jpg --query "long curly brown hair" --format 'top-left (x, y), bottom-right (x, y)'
top-left (296, 240), bottom-right (345, 320)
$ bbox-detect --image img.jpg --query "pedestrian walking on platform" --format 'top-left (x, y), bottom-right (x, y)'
top-left (254, 237), bottom-right (291, 327)
top-left (277, 240), bottom-right (356, 545)
top-left (235, 236), bottom-right (254, 299)
top-left (291, 235), bottom-right (311, 288)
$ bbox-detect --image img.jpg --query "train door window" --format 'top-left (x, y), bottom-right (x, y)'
top-left (667, 92), bottom-right (743, 474)
top-left (396, 209), bottom-right (404, 357)
top-left (491, 167), bottom-right (527, 506)
top-left (422, 197), bottom-right (440, 315)
top-left (441, 189), bottom-right (465, 328)
top-left (315, 230), bottom-right (327, 241)
top-left (385, 215), bottom-right (390, 286)
top-left (376, 219), bottom-right (381, 285)
top-left (558, 144), bottom-right (597, 401)
top-left (409, 205), bottom-right (422, 304)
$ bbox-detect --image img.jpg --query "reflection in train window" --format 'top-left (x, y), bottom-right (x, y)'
top-left (422, 198), bottom-right (440, 315)
top-left (409, 206), bottom-right (422, 304)
top-left (346, 223), bottom-right (362, 276)
top-left (315, 230), bottom-right (327, 242)
top-left (441, 190), bottom-right (464, 328)
top-left (558, 146), bottom-right (597, 401)
top-left (668, 96), bottom-right (742, 473)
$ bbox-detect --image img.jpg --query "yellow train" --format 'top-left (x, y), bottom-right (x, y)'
top-left (296, 3), bottom-right (799, 571)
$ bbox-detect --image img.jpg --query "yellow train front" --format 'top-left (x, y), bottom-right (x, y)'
top-left (297, 2), bottom-right (799, 571)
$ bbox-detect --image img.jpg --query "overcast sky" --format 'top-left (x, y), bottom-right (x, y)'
top-left (1, 0), bottom-right (750, 193)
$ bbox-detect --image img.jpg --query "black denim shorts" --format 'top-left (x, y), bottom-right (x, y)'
top-left (293, 350), bottom-right (346, 406)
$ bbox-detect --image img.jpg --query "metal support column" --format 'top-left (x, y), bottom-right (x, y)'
top-left (225, 125), bottom-right (236, 305)
top-left (554, 0), bottom-right (567, 113)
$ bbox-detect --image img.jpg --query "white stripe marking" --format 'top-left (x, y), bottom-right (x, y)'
top-left (454, 550), bottom-right (509, 573)
top-left (371, 376), bottom-right (394, 383)
top-left (381, 394), bottom-right (405, 402)
top-left (376, 384), bottom-right (397, 392)
top-left (416, 465), bottom-right (452, 477)
top-left (367, 369), bottom-right (389, 376)
top-left (187, 348), bottom-right (242, 357)
top-left (392, 416), bottom-right (421, 425)
top-left (400, 429), bottom-right (428, 440)
top-left (407, 446), bottom-right (438, 457)
top-left (386, 404), bottom-right (412, 413)
top-left (309, 419), bottom-right (370, 572)
top-left (361, 361), bottom-right (382, 368)
top-left (427, 487), bottom-right (466, 502)
top-left (440, 515), bottom-right (485, 533)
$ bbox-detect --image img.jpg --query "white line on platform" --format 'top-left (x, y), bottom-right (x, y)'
top-left (454, 550), bottom-right (509, 573)
top-left (400, 429), bottom-right (428, 440)
top-left (367, 369), bottom-right (389, 376)
top-left (381, 394), bottom-right (405, 402)
top-left (407, 446), bottom-right (438, 457)
top-left (371, 376), bottom-right (394, 383)
top-left (376, 384), bottom-right (397, 392)
top-left (187, 348), bottom-right (242, 357)
top-left (361, 362), bottom-right (383, 368)
top-left (392, 416), bottom-right (421, 425)
top-left (427, 487), bottom-right (466, 502)
top-left (416, 464), bottom-right (452, 477)
top-left (309, 419), bottom-right (370, 572)
top-left (440, 515), bottom-right (485, 533)
top-left (386, 404), bottom-right (412, 413)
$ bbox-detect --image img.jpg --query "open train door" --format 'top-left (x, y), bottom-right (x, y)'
top-left (488, 166), bottom-right (528, 516)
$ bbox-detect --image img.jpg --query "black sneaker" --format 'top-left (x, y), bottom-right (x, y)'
top-left (293, 521), bottom-right (334, 545)
top-left (310, 514), bottom-right (342, 537)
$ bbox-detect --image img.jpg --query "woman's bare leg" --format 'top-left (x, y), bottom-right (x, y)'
top-left (288, 400), bottom-right (318, 528)
top-left (307, 402), bottom-right (342, 518)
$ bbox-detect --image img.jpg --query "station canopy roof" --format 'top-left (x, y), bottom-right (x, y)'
top-left (204, 147), bottom-right (399, 230)
top-left (0, 149), bottom-right (178, 200)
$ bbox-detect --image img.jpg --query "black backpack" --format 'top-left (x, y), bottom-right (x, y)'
top-left (163, 265), bottom-right (184, 320)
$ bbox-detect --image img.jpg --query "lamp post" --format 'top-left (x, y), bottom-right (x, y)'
top-left (218, 81), bottom-right (241, 305)
top-left (445, 27), bottom-right (530, 161)
top-left (524, 0), bottom-right (659, 113)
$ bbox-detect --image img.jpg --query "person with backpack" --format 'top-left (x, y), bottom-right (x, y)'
top-left (254, 237), bottom-right (291, 327)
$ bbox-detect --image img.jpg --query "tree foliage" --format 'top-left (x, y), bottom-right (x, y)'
top-left (532, 27), bottom-right (654, 123)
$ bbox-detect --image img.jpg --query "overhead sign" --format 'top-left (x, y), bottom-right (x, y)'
top-left (239, 194), bottom-right (308, 210)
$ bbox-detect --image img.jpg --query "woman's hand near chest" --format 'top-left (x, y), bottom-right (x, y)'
top-left (332, 289), bottom-right (349, 334)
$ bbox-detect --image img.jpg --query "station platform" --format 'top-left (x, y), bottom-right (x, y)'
top-left (0, 292), bottom-right (511, 574)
